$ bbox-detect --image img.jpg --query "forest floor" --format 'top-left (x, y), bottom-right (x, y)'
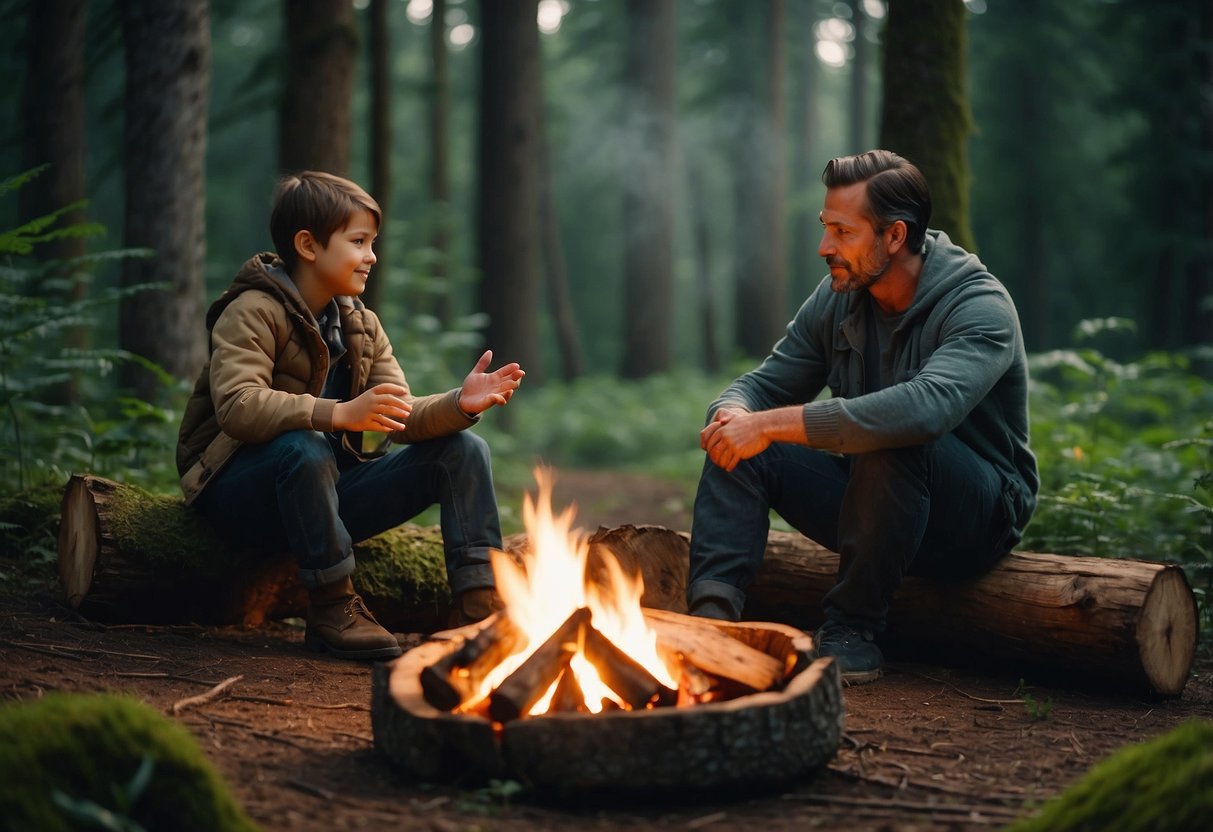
top-left (3, 468), bottom-right (1212, 831)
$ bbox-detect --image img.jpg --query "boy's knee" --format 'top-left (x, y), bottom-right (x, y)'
top-left (446, 430), bottom-right (491, 464)
top-left (275, 430), bottom-right (336, 471)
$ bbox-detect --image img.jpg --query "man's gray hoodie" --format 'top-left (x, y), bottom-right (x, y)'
top-left (713, 229), bottom-right (1038, 542)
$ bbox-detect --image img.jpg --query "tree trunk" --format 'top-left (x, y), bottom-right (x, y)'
top-left (687, 164), bottom-right (720, 373)
top-left (847, 0), bottom-right (869, 153)
top-left (56, 478), bottom-right (1197, 695)
top-left (789, 0), bottom-right (821, 310)
top-left (21, 0), bottom-right (88, 263)
top-left (879, 0), bottom-right (975, 252)
top-left (365, 0), bottom-right (391, 311)
top-left (477, 0), bottom-right (543, 382)
top-left (539, 135), bottom-right (584, 380)
top-left (732, 0), bottom-right (788, 359)
top-left (280, 0), bottom-right (356, 175)
top-left (429, 0), bottom-right (452, 326)
top-left (119, 0), bottom-right (211, 400)
top-left (20, 0), bottom-right (89, 402)
top-left (619, 0), bottom-right (677, 378)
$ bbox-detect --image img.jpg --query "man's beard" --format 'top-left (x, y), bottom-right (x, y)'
top-left (826, 243), bottom-right (890, 293)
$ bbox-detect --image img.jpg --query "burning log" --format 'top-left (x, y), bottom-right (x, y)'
top-left (582, 623), bottom-right (676, 709)
top-left (420, 613), bottom-right (524, 711)
top-left (643, 608), bottom-right (784, 692)
top-left (674, 652), bottom-right (714, 705)
top-left (549, 668), bottom-right (587, 713)
top-left (488, 608), bottom-right (590, 723)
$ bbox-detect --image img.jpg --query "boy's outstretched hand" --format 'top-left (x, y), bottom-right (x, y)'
top-left (459, 350), bottom-right (525, 415)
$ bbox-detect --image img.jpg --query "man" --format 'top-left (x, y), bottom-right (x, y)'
top-left (687, 149), bottom-right (1038, 683)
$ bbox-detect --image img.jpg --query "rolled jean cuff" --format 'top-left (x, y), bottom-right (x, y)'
top-left (687, 579), bottom-right (746, 621)
top-left (448, 557), bottom-right (496, 596)
top-left (298, 552), bottom-right (356, 591)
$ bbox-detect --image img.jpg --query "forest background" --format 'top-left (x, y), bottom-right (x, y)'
top-left (1, 0), bottom-right (1211, 635)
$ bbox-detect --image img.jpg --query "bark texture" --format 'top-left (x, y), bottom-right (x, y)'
top-left (620, 0), bottom-right (677, 378)
top-left (280, 0), bottom-right (356, 175)
top-left (119, 0), bottom-right (211, 398)
top-left (879, 0), bottom-right (975, 252)
top-left (477, 0), bottom-right (543, 381)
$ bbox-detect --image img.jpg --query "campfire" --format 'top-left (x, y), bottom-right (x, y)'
top-left (371, 470), bottom-right (843, 792)
top-left (422, 471), bottom-right (794, 720)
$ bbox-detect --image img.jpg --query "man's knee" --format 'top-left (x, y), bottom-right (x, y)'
top-left (850, 443), bottom-right (929, 482)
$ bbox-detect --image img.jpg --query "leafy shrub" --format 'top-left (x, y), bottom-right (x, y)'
top-left (0, 168), bottom-right (182, 495)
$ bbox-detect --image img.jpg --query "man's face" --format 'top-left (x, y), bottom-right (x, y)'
top-left (818, 182), bottom-right (890, 293)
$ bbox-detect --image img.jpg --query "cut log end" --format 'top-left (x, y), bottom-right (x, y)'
top-left (57, 475), bottom-right (100, 608)
top-left (1138, 567), bottom-right (1199, 696)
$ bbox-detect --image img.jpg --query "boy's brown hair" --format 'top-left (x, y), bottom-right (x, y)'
top-left (269, 171), bottom-right (382, 274)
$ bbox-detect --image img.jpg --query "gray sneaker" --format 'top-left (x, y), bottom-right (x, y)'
top-left (815, 620), bottom-right (883, 684)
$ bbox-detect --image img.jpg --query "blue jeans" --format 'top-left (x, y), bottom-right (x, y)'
top-left (688, 433), bottom-right (1016, 631)
top-left (195, 430), bottom-right (501, 593)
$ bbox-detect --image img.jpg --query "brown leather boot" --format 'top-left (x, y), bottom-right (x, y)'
top-left (305, 576), bottom-right (402, 660)
top-left (447, 586), bottom-right (506, 628)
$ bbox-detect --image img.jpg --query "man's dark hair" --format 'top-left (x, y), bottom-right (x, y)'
top-left (269, 171), bottom-right (382, 274)
top-left (822, 149), bottom-right (931, 254)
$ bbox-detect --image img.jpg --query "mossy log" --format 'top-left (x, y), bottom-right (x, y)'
top-left (57, 474), bottom-right (451, 631)
top-left (58, 475), bottom-right (1197, 694)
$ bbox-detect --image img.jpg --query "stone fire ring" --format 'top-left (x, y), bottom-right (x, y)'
top-left (371, 611), bottom-right (844, 794)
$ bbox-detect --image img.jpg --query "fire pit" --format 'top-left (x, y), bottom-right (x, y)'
top-left (370, 472), bottom-right (843, 792)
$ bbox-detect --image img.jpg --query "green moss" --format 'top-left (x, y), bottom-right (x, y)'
top-left (104, 482), bottom-right (233, 571)
top-left (0, 693), bottom-right (260, 832)
top-left (1009, 720), bottom-right (1213, 832)
top-left (354, 523), bottom-right (451, 605)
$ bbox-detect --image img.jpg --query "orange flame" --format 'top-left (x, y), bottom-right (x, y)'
top-left (464, 469), bottom-right (676, 715)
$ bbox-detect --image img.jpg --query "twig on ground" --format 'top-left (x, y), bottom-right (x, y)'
top-left (283, 779), bottom-right (334, 800)
top-left (171, 674), bottom-right (243, 714)
top-left (903, 670), bottom-right (1023, 704)
top-left (332, 730), bottom-right (373, 744)
top-left (785, 792), bottom-right (1023, 821)
top-left (231, 694), bottom-right (295, 707)
top-left (0, 639), bottom-right (86, 660)
top-left (305, 701), bottom-right (370, 711)
top-left (250, 730), bottom-right (314, 751)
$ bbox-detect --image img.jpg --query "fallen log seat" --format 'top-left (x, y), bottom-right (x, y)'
top-left (56, 474), bottom-right (453, 631)
top-left (57, 474), bottom-right (1197, 694)
top-left (749, 532), bottom-right (1198, 696)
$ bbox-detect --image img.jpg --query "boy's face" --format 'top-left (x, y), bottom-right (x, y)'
top-left (312, 208), bottom-right (378, 298)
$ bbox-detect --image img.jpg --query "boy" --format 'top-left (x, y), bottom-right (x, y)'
top-left (177, 171), bottom-right (525, 660)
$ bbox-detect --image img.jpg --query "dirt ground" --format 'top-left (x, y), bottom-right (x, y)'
top-left (3, 469), bottom-right (1212, 831)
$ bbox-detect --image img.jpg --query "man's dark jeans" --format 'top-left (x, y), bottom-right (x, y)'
top-left (688, 433), bottom-right (1015, 631)
top-left (195, 429), bottom-right (501, 593)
